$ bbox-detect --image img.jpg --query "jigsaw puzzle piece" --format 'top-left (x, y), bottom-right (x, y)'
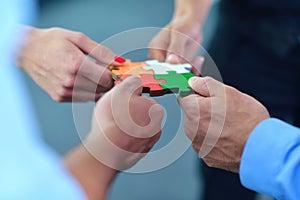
top-left (109, 60), bottom-right (150, 77)
top-left (143, 60), bottom-right (192, 74)
top-left (140, 74), bottom-right (166, 96)
top-left (114, 74), bottom-right (166, 97)
top-left (154, 71), bottom-right (195, 97)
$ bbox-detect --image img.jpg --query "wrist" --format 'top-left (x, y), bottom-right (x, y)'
top-left (15, 25), bottom-right (40, 70)
top-left (64, 145), bottom-right (118, 200)
top-left (173, 0), bottom-right (212, 26)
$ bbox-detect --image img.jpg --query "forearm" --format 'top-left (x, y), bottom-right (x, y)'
top-left (64, 145), bottom-right (117, 200)
top-left (173, 0), bottom-right (212, 26)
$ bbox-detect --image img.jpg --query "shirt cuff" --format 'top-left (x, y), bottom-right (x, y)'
top-left (239, 118), bottom-right (299, 197)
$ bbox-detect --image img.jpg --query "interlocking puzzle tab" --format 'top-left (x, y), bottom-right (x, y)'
top-left (110, 59), bottom-right (195, 97)
top-left (143, 60), bottom-right (192, 74)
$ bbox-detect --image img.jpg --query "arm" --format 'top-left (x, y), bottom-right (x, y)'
top-left (64, 146), bottom-right (117, 200)
top-left (148, 0), bottom-right (212, 63)
top-left (240, 118), bottom-right (300, 200)
top-left (64, 76), bottom-right (164, 200)
top-left (16, 25), bottom-right (125, 102)
top-left (173, 0), bottom-right (212, 26)
top-left (179, 76), bottom-right (300, 199)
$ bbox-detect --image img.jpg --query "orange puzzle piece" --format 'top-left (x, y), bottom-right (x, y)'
top-left (109, 60), bottom-right (152, 77)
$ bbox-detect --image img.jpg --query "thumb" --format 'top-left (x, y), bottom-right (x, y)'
top-left (114, 76), bottom-right (143, 97)
top-left (166, 31), bottom-right (188, 64)
top-left (188, 76), bottom-right (225, 97)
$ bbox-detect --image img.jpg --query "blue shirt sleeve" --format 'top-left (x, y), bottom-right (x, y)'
top-left (240, 118), bottom-right (300, 200)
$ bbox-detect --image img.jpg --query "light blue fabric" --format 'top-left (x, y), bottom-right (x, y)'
top-left (0, 0), bottom-right (86, 199)
top-left (240, 118), bottom-right (300, 200)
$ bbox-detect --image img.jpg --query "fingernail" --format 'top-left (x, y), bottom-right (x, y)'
top-left (199, 56), bottom-right (205, 63)
top-left (188, 77), bottom-right (198, 85)
top-left (167, 54), bottom-right (180, 63)
top-left (114, 56), bottom-right (126, 63)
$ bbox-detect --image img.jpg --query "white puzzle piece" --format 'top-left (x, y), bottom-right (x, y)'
top-left (143, 60), bottom-right (192, 74)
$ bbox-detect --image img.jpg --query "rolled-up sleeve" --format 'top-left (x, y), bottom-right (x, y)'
top-left (240, 118), bottom-right (300, 200)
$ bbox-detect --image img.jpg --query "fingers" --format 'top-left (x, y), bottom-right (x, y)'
top-left (178, 95), bottom-right (209, 148)
top-left (113, 76), bottom-right (144, 97)
top-left (72, 75), bottom-right (110, 93)
top-left (165, 31), bottom-right (201, 64)
top-left (183, 34), bottom-right (202, 60)
top-left (191, 56), bottom-right (204, 76)
top-left (166, 54), bottom-right (181, 64)
top-left (148, 103), bottom-right (165, 132)
top-left (178, 94), bottom-right (200, 122)
top-left (166, 31), bottom-right (187, 64)
top-left (149, 27), bottom-right (201, 64)
top-left (148, 49), bottom-right (166, 62)
top-left (109, 76), bottom-right (163, 138)
top-left (90, 44), bottom-right (124, 66)
top-left (79, 58), bottom-right (114, 90)
top-left (166, 39), bottom-right (201, 65)
top-left (148, 28), bottom-right (169, 62)
top-left (69, 90), bottom-right (103, 102)
top-left (69, 32), bottom-right (124, 66)
top-left (188, 76), bottom-right (225, 97)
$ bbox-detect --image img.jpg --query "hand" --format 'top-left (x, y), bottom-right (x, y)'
top-left (17, 26), bottom-right (125, 102)
top-left (148, 0), bottom-right (211, 64)
top-left (148, 15), bottom-right (202, 64)
top-left (179, 77), bottom-right (270, 173)
top-left (65, 76), bottom-right (164, 199)
top-left (87, 76), bottom-right (164, 170)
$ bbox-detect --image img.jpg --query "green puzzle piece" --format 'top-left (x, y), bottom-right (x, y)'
top-left (154, 71), bottom-right (195, 96)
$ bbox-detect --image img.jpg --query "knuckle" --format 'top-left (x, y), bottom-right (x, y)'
top-left (205, 161), bottom-right (214, 168)
top-left (207, 162), bottom-right (217, 169)
top-left (202, 76), bottom-right (214, 93)
top-left (184, 104), bottom-right (200, 120)
top-left (99, 71), bottom-right (113, 88)
top-left (203, 157), bottom-right (214, 167)
top-left (73, 32), bottom-right (87, 44)
top-left (184, 129), bottom-right (194, 141)
top-left (98, 46), bottom-right (112, 59)
top-left (192, 142), bottom-right (200, 154)
top-left (47, 27), bottom-right (62, 34)
top-left (227, 85), bottom-right (238, 95)
top-left (57, 87), bottom-right (70, 98)
top-left (52, 94), bottom-right (64, 102)
top-left (62, 76), bottom-right (75, 88)
top-left (184, 122), bottom-right (200, 141)
top-left (203, 76), bottom-right (214, 85)
top-left (67, 57), bottom-right (82, 74)
top-left (148, 38), bottom-right (159, 49)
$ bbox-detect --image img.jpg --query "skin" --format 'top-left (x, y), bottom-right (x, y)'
top-left (148, 0), bottom-right (212, 64)
top-left (16, 26), bottom-right (124, 102)
top-left (65, 76), bottom-right (164, 200)
top-left (179, 76), bottom-right (270, 173)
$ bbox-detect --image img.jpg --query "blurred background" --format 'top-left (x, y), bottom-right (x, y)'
top-left (21, 0), bottom-right (226, 199)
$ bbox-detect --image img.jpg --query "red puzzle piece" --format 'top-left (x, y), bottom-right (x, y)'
top-left (115, 74), bottom-right (166, 96)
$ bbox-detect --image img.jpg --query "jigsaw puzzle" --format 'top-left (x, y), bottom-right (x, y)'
top-left (109, 59), bottom-right (195, 97)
